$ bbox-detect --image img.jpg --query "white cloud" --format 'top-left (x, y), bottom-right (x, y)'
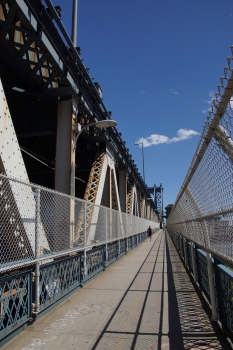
top-left (170, 88), bottom-right (178, 95)
top-left (135, 129), bottom-right (199, 148)
top-left (204, 91), bottom-right (215, 105)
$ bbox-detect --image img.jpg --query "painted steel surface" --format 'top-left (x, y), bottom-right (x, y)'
top-left (39, 254), bottom-right (81, 311)
top-left (0, 269), bottom-right (32, 338)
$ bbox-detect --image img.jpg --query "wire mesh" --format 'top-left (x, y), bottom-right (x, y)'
top-left (0, 174), bottom-right (158, 273)
top-left (167, 48), bottom-right (233, 267)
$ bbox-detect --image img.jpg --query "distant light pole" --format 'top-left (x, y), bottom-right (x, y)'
top-left (134, 142), bottom-right (145, 183)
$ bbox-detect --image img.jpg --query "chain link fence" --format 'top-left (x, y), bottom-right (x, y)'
top-left (0, 174), bottom-right (158, 273)
top-left (167, 47), bottom-right (233, 267)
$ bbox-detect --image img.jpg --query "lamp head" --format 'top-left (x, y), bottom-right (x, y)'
top-left (94, 120), bottom-right (117, 128)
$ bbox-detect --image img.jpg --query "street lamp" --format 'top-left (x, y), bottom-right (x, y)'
top-left (134, 142), bottom-right (145, 183)
top-left (74, 120), bottom-right (117, 145)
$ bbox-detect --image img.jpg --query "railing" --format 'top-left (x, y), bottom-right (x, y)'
top-left (166, 47), bottom-right (233, 344)
top-left (0, 229), bottom-right (158, 343)
top-left (168, 229), bottom-right (233, 343)
top-left (0, 173), bottom-right (158, 274)
top-left (167, 46), bottom-right (233, 269)
top-left (0, 173), bottom-right (159, 342)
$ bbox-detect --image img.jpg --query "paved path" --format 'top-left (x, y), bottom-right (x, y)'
top-left (2, 230), bottom-right (230, 349)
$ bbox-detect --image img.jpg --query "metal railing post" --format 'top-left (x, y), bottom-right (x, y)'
top-left (105, 211), bottom-right (108, 267)
top-left (105, 243), bottom-right (108, 267)
top-left (83, 203), bottom-right (87, 276)
top-left (34, 188), bottom-right (40, 315)
top-left (191, 242), bottom-right (198, 283)
top-left (183, 238), bottom-right (188, 267)
top-left (206, 252), bottom-right (218, 321)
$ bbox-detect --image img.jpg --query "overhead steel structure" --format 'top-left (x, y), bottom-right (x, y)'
top-left (0, 0), bottom-right (158, 224)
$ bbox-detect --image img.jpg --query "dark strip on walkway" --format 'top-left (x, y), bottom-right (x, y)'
top-left (2, 230), bottom-right (230, 350)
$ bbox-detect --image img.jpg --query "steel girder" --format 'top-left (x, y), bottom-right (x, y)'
top-left (0, 0), bottom-right (156, 208)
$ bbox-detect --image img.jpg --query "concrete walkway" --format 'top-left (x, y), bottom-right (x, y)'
top-left (2, 230), bottom-right (230, 349)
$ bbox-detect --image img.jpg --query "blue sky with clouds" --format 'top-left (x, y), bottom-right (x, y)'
top-left (50, 0), bottom-right (233, 208)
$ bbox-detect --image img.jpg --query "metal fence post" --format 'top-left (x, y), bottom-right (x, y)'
top-left (105, 211), bottom-right (108, 267)
top-left (34, 187), bottom-right (40, 315)
top-left (105, 243), bottom-right (108, 267)
top-left (83, 202), bottom-right (87, 276)
top-left (206, 252), bottom-right (218, 321)
top-left (191, 242), bottom-right (198, 283)
top-left (183, 238), bottom-right (188, 267)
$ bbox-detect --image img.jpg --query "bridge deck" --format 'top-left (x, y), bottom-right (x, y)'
top-left (3, 230), bottom-right (230, 350)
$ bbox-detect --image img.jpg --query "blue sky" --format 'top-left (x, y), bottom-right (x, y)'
top-left (50, 0), bottom-right (233, 208)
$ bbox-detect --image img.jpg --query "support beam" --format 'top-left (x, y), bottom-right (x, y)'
top-left (55, 98), bottom-right (78, 196)
top-left (119, 169), bottom-right (127, 213)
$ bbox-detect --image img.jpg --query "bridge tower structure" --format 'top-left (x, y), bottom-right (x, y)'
top-left (147, 184), bottom-right (163, 227)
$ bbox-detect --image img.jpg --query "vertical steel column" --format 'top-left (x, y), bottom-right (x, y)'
top-left (206, 252), bottom-right (218, 321)
top-left (191, 242), bottom-right (197, 283)
top-left (34, 188), bottom-right (40, 314)
top-left (119, 170), bottom-right (127, 213)
top-left (55, 100), bottom-right (73, 195)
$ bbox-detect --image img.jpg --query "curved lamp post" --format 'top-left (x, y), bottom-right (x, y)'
top-left (74, 120), bottom-right (117, 146)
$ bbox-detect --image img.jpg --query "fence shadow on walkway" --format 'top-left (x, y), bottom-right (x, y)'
top-left (91, 232), bottom-right (230, 350)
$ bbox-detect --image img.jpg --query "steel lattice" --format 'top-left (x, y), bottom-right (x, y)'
top-left (40, 255), bottom-right (81, 310)
top-left (0, 270), bottom-right (31, 337)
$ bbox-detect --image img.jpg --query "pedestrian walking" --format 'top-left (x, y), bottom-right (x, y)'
top-left (148, 226), bottom-right (152, 241)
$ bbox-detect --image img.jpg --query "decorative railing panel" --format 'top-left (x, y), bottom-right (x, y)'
top-left (84, 247), bottom-right (104, 282)
top-left (119, 239), bottom-right (126, 258)
top-left (132, 235), bottom-right (137, 248)
top-left (0, 270), bottom-right (31, 338)
top-left (180, 236), bottom-right (185, 260)
top-left (128, 236), bottom-right (132, 251)
top-left (107, 241), bottom-right (118, 265)
top-left (187, 242), bottom-right (193, 272)
top-left (196, 249), bottom-right (210, 302)
top-left (217, 265), bottom-right (233, 337)
top-left (40, 254), bottom-right (81, 311)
